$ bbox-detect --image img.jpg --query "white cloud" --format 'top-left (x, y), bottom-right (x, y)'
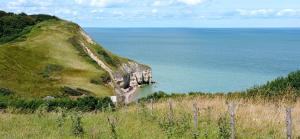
top-left (90, 0), bottom-right (109, 7)
top-left (236, 9), bottom-right (274, 17)
top-left (152, 0), bottom-right (174, 7)
top-left (152, 8), bottom-right (158, 14)
top-left (7, 0), bottom-right (26, 7)
top-left (276, 9), bottom-right (300, 16)
top-left (177, 0), bottom-right (207, 6)
top-left (74, 0), bottom-right (84, 4)
top-left (91, 9), bottom-right (104, 13)
top-left (235, 9), bottom-right (300, 18)
top-left (73, 0), bottom-right (128, 7)
top-left (152, 1), bottom-right (161, 6)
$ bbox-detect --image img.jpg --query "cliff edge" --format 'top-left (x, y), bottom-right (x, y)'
top-left (0, 11), bottom-right (152, 103)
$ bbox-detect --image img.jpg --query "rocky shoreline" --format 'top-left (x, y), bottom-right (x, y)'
top-left (80, 30), bottom-right (152, 104)
top-left (113, 62), bottom-right (153, 104)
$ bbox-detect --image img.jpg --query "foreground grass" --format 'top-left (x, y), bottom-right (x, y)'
top-left (1, 96), bottom-right (300, 139)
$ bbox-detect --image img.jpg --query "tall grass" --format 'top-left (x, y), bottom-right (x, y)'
top-left (1, 95), bottom-right (300, 138)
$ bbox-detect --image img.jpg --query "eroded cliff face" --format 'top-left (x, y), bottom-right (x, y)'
top-left (113, 62), bottom-right (152, 103)
top-left (114, 62), bottom-right (152, 88)
top-left (78, 28), bottom-right (152, 104)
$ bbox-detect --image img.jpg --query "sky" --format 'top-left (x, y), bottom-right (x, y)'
top-left (0, 0), bottom-right (300, 27)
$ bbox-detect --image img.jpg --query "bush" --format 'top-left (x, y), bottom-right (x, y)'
top-left (1, 95), bottom-right (114, 113)
top-left (0, 10), bottom-right (58, 44)
top-left (9, 99), bottom-right (44, 113)
top-left (218, 113), bottom-right (231, 139)
top-left (246, 70), bottom-right (300, 99)
top-left (159, 112), bottom-right (191, 138)
top-left (0, 88), bottom-right (14, 96)
top-left (90, 72), bottom-right (111, 85)
top-left (41, 64), bottom-right (63, 78)
top-left (97, 48), bottom-right (121, 68)
top-left (139, 91), bottom-right (170, 102)
top-left (62, 86), bottom-right (91, 96)
top-left (71, 112), bottom-right (84, 136)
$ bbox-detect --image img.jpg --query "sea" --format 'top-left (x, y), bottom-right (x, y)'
top-left (84, 28), bottom-right (300, 98)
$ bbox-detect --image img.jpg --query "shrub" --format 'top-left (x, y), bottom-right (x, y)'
top-left (90, 72), bottom-right (111, 85)
top-left (0, 10), bottom-right (58, 44)
top-left (139, 91), bottom-right (170, 102)
top-left (159, 112), bottom-right (191, 138)
top-left (9, 99), bottom-right (44, 113)
top-left (97, 49), bottom-right (121, 68)
top-left (62, 86), bottom-right (89, 96)
top-left (107, 116), bottom-right (118, 139)
top-left (2, 96), bottom-right (114, 112)
top-left (41, 64), bottom-right (63, 78)
top-left (56, 107), bottom-right (67, 129)
top-left (218, 113), bottom-right (231, 139)
top-left (36, 103), bottom-right (48, 117)
top-left (71, 112), bottom-right (84, 136)
top-left (0, 88), bottom-right (14, 96)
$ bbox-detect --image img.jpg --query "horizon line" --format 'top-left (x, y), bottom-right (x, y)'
top-left (83, 26), bottom-right (300, 29)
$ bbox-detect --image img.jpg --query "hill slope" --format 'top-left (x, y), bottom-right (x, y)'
top-left (0, 12), bottom-right (152, 100)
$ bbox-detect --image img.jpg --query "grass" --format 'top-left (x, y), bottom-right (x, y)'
top-left (0, 20), bottom-right (117, 98)
top-left (1, 95), bottom-right (300, 138)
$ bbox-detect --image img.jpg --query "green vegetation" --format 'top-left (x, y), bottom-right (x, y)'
top-left (90, 72), bottom-right (111, 85)
top-left (0, 95), bottom-right (114, 113)
top-left (0, 11), bottom-right (134, 98)
top-left (245, 70), bottom-right (300, 99)
top-left (0, 10), bottom-right (57, 44)
top-left (1, 94), bottom-right (300, 138)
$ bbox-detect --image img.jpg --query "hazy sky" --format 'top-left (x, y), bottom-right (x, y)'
top-left (1, 0), bottom-right (300, 27)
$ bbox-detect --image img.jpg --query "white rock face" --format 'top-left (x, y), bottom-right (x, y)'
top-left (114, 62), bottom-right (152, 89)
top-left (79, 29), bottom-right (152, 104)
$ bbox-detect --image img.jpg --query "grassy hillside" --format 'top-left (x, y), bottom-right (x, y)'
top-left (0, 18), bottom-right (129, 98)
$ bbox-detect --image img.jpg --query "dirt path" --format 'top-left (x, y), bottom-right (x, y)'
top-left (82, 44), bottom-right (137, 103)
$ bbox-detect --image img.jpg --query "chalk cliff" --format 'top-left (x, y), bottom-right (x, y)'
top-left (79, 29), bottom-right (152, 104)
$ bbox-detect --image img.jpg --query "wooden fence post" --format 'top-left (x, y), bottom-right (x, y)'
top-left (193, 103), bottom-right (199, 138)
top-left (228, 103), bottom-right (236, 139)
top-left (286, 107), bottom-right (292, 139)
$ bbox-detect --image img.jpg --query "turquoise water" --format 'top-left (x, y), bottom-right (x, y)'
top-left (84, 28), bottom-right (300, 97)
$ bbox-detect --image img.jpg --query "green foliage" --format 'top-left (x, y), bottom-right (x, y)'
top-left (56, 107), bottom-right (67, 129)
top-left (97, 47), bottom-right (121, 68)
top-left (71, 112), bottom-right (84, 136)
top-left (9, 99), bottom-right (44, 113)
top-left (246, 70), bottom-right (300, 99)
top-left (0, 88), bottom-right (14, 96)
top-left (0, 95), bottom-right (114, 113)
top-left (41, 64), bottom-right (63, 78)
top-left (47, 96), bottom-right (115, 112)
top-left (107, 116), bottom-right (118, 139)
top-left (36, 103), bottom-right (49, 117)
top-left (139, 91), bottom-right (171, 102)
top-left (0, 10), bottom-right (58, 43)
top-left (90, 72), bottom-right (111, 85)
top-left (68, 36), bottom-right (98, 66)
top-left (62, 87), bottom-right (94, 96)
top-left (217, 113), bottom-right (231, 139)
top-left (159, 112), bottom-right (191, 138)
